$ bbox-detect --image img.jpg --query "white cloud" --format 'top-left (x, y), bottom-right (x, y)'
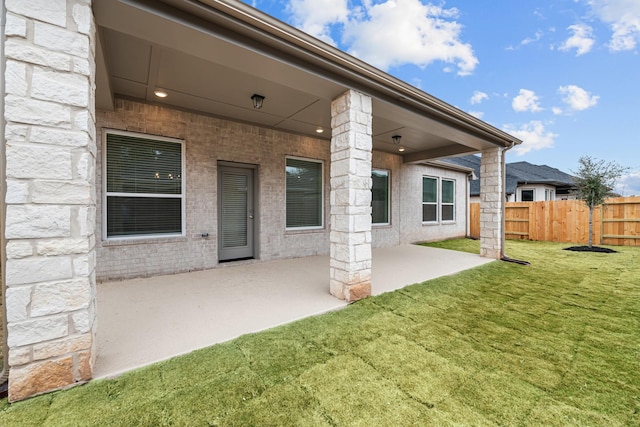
top-left (585, 0), bottom-right (640, 51)
top-left (468, 110), bottom-right (484, 119)
top-left (285, 0), bottom-right (478, 75)
top-left (470, 91), bottom-right (488, 104)
top-left (559, 24), bottom-right (595, 55)
top-left (557, 85), bottom-right (599, 112)
top-left (503, 121), bottom-right (558, 155)
top-left (286, 0), bottom-right (350, 44)
top-left (342, 0), bottom-right (478, 75)
top-left (512, 89), bottom-right (543, 113)
top-left (616, 171), bottom-right (640, 196)
top-left (521, 30), bottom-right (544, 46)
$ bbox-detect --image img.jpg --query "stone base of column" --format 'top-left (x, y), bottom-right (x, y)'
top-left (480, 247), bottom-right (501, 259)
top-left (330, 280), bottom-right (371, 303)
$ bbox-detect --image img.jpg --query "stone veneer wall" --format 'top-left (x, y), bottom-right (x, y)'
top-left (3, 0), bottom-right (97, 401)
top-left (479, 147), bottom-right (504, 258)
top-left (329, 90), bottom-right (373, 302)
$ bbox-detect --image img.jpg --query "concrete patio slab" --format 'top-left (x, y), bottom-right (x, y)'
top-left (95, 245), bottom-right (492, 378)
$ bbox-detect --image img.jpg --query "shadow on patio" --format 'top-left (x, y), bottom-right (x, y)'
top-left (95, 244), bottom-right (492, 378)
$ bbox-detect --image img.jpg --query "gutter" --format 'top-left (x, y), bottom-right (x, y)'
top-left (1, 0), bottom-right (9, 393)
top-left (500, 141), bottom-right (530, 266)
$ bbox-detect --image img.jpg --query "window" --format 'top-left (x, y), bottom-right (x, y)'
top-left (521, 189), bottom-right (534, 201)
top-left (104, 130), bottom-right (184, 239)
top-left (441, 179), bottom-right (455, 221)
top-left (422, 177), bottom-right (438, 222)
top-left (423, 176), bottom-right (456, 223)
top-left (371, 169), bottom-right (390, 225)
top-left (545, 188), bottom-right (554, 201)
top-left (286, 157), bottom-right (323, 229)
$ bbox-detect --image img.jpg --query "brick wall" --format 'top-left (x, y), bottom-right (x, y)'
top-left (95, 99), bottom-right (470, 281)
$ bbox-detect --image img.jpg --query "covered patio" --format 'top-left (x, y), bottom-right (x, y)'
top-left (95, 245), bottom-right (492, 378)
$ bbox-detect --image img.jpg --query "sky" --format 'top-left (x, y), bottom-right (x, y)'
top-left (246, 0), bottom-right (640, 195)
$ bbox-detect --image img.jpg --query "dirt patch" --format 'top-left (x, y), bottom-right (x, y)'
top-left (563, 246), bottom-right (618, 253)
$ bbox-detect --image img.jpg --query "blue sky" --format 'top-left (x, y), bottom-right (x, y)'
top-left (246, 0), bottom-right (640, 195)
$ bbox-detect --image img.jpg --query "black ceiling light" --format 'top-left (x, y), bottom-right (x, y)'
top-left (392, 135), bottom-right (406, 152)
top-left (251, 94), bottom-right (265, 109)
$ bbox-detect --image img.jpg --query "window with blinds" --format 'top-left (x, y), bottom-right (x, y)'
top-left (286, 157), bottom-right (323, 229)
top-left (441, 179), bottom-right (455, 221)
top-left (105, 131), bottom-right (184, 238)
top-left (372, 169), bottom-right (389, 224)
top-left (422, 176), bottom-right (438, 222)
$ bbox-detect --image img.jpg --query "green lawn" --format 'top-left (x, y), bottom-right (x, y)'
top-left (2, 240), bottom-right (639, 426)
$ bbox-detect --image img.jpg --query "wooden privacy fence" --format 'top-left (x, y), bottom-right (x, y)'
top-left (469, 196), bottom-right (640, 246)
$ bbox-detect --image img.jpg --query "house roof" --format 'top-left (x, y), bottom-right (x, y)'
top-left (443, 155), bottom-right (576, 196)
top-left (94, 0), bottom-right (520, 162)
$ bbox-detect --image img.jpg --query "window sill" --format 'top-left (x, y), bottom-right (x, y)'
top-left (101, 235), bottom-right (188, 247)
top-left (285, 227), bottom-right (325, 235)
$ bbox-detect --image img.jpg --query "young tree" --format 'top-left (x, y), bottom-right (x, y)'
top-left (573, 156), bottom-right (629, 248)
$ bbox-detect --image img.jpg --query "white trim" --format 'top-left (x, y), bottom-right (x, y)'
top-left (520, 188), bottom-right (535, 202)
top-left (102, 129), bottom-right (186, 241)
top-left (285, 155), bottom-right (324, 231)
top-left (422, 175), bottom-right (438, 224)
top-left (441, 178), bottom-right (456, 223)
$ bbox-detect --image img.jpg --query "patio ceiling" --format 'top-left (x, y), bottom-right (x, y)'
top-left (94, 0), bottom-right (520, 162)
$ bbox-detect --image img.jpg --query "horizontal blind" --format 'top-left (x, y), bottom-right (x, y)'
top-left (107, 133), bottom-right (182, 195)
top-left (423, 177), bottom-right (437, 222)
top-left (372, 170), bottom-right (389, 224)
top-left (106, 132), bottom-right (183, 238)
top-left (106, 196), bottom-right (182, 237)
top-left (221, 172), bottom-right (248, 248)
top-left (286, 158), bottom-right (322, 228)
top-left (441, 179), bottom-right (455, 221)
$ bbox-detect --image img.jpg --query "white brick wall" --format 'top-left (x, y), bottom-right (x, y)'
top-left (95, 98), bottom-right (471, 281)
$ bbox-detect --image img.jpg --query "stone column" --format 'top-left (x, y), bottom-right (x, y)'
top-left (329, 90), bottom-right (372, 302)
top-left (3, 0), bottom-right (97, 401)
top-left (479, 147), bottom-right (504, 259)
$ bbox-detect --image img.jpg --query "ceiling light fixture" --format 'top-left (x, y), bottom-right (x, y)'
top-left (154, 89), bottom-right (168, 98)
top-left (315, 127), bottom-right (324, 133)
top-left (392, 135), bottom-right (406, 152)
top-left (251, 94), bottom-right (265, 109)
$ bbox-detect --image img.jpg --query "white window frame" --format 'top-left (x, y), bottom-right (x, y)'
top-left (285, 156), bottom-right (324, 231)
top-left (441, 178), bottom-right (456, 222)
top-left (521, 188), bottom-right (535, 202)
top-left (371, 168), bottom-right (390, 226)
top-left (422, 176), bottom-right (438, 223)
top-left (102, 129), bottom-right (186, 241)
top-left (545, 188), bottom-right (555, 201)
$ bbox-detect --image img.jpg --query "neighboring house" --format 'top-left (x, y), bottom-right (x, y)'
top-left (0, 0), bottom-right (520, 401)
top-left (444, 155), bottom-right (578, 202)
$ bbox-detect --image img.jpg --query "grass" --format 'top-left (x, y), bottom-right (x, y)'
top-left (1, 239), bottom-right (639, 426)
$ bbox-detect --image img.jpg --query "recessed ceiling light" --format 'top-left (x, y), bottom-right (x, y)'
top-left (154, 89), bottom-right (168, 98)
top-left (398, 146), bottom-right (406, 152)
top-left (315, 127), bottom-right (324, 133)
